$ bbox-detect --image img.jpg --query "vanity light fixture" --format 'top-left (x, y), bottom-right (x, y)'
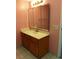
top-left (32, 0), bottom-right (43, 6)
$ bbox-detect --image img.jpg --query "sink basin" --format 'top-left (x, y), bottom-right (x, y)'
top-left (21, 28), bottom-right (49, 39)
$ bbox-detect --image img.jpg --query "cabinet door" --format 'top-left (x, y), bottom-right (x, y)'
top-left (28, 37), bottom-right (38, 57)
top-left (38, 36), bottom-right (49, 57)
top-left (21, 33), bottom-right (38, 57)
top-left (21, 33), bottom-right (30, 49)
top-left (30, 41), bottom-right (38, 57)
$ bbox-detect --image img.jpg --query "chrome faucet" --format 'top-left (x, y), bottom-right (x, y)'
top-left (33, 26), bottom-right (40, 32)
top-left (31, 26), bottom-right (40, 32)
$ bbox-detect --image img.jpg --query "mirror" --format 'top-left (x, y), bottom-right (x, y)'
top-left (28, 4), bottom-right (50, 30)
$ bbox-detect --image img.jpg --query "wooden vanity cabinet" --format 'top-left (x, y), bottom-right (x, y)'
top-left (21, 32), bottom-right (49, 58)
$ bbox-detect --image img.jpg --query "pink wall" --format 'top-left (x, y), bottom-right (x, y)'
top-left (16, 0), bottom-right (28, 47)
top-left (49, 0), bottom-right (61, 55)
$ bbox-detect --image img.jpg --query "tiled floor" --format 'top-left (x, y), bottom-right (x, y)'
top-left (16, 46), bottom-right (61, 59)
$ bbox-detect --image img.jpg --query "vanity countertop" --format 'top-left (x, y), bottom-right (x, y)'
top-left (20, 28), bottom-right (49, 39)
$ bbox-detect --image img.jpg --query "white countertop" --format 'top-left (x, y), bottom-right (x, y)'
top-left (21, 28), bottom-right (49, 39)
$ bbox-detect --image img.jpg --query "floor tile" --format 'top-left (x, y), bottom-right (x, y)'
top-left (16, 46), bottom-right (62, 59)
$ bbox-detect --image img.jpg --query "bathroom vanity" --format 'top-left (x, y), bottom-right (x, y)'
top-left (21, 28), bottom-right (49, 58)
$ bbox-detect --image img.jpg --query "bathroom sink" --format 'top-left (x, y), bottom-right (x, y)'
top-left (21, 28), bottom-right (49, 39)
